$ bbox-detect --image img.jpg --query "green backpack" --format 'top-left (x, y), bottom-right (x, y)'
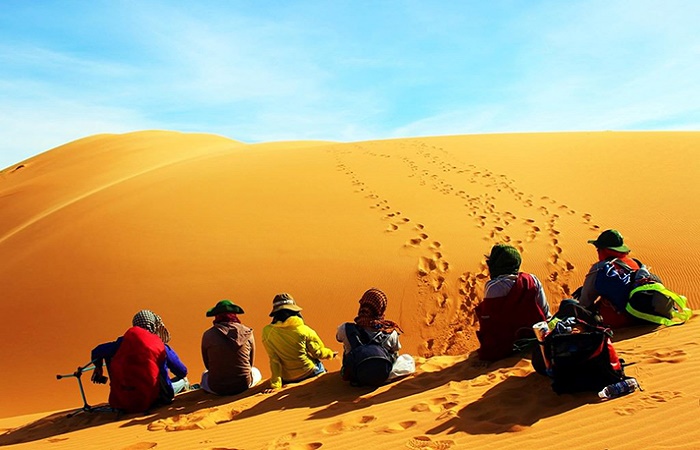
top-left (626, 267), bottom-right (692, 326)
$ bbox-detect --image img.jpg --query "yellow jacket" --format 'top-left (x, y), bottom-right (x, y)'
top-left (262, 316), bottom-right (335, 389)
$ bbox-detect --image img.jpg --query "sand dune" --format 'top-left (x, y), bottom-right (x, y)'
top-left (0, 130), bottom-right (698, 448)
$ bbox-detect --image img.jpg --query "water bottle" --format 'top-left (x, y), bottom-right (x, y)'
top-left (532, 321), bottom-right (551, 373)
top-left (598, 378), bottom-right (640, 399)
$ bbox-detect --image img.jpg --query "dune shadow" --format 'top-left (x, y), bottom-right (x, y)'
top-left (426, 371), bottom-right (596, 435)
top-left (0, 388), bottom-right (245, 445)
top-left (118, 386), bottom-right (264, 429)
top-left (611, 322), bottom-right (661, 342)
top-left (306, 352), bottom-right (520, 421)
top-left (0, 407), bottom-right (121, 446)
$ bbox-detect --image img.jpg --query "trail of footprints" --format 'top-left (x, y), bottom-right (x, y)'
top-left (332, 142), bottom-right (607, 358)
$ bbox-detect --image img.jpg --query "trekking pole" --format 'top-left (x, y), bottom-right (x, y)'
top-left (56, 360), bottom-right (110, 417)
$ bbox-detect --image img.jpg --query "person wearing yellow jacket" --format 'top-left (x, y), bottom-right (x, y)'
top-left (262, 293), bottom-right (337, 393)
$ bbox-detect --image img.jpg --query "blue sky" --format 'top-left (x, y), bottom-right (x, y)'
top-left (1, 0), bottom-right (698, 169)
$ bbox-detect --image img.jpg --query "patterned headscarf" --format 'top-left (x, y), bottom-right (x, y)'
top-left (213, 313), bottom-right (241, 325)
top-left (132, 309), bottom-right (171, 344)
top-left (354, 288), bottom-right (403, 334)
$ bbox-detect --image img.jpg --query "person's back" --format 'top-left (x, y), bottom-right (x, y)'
top-left (337, 288), bottom-right (414, 385)
top-left (262, 315), bottom-right (320, 378)
top-left (91, 310), bottom-right (189, 412)
top-left (476, 244), bottom-right (550, 361)
top-left (577, 229), bottom-right (641, 328)
top-left (202, 321), bottom-right (255, 395)
top-left (108, 326), bottom-right (165, 413)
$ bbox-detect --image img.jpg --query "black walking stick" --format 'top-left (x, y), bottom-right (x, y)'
top-left (56, 360), bottom-right (114, 417)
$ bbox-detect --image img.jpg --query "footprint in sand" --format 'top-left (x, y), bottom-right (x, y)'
top-left (640, 349), bottom-right (688, 364)
top-left (120, 443), bottom-right (158, 450)
top-left (148, 407), bottom-right (239, 431)
top-left (265, 432), bottom-right (323, 450)
top-left (411, 394), bottom-right (460, 414)
top-left (613, 390), bottom-right (683, 416)
top-left (406, 436), bottom-right (455, 449)
top-left (375, 420), bottom-right (418, 434)
top-left (321, 415), bottom-right (377, 435)
top-left (417, 256), bottom-right (438, 275)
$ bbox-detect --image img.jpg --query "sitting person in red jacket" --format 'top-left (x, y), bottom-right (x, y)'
top-left (476, 244), bottom-right (552, 361)
top-left (91, 310), bottom-right (189, 413)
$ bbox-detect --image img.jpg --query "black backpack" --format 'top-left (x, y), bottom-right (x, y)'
top-left (532, 301), bottom-right (627, 394)
top-left (342, 323), bottom-right (394, 387)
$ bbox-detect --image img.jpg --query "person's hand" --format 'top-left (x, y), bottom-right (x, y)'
top-left (262, 387), bottom-right (278, 394)
top-left (91, 366), bottom-right (107, 384)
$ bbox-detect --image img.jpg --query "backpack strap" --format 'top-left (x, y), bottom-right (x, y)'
top-left (627, 283), bottom-right (693, 326)
top-left (368, 329), bottom-right (393, 347)
top-left (344, 323), bottom-right (368, 349)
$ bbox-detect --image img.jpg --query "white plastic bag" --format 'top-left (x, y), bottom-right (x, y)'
top-left (388, 354), bottom-right (416, 380)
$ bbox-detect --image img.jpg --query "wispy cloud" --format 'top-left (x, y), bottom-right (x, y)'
top-left (0, 0), bottom-right (698, 169)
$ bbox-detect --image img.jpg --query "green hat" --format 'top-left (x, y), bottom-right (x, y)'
top-left (206, 300), bottom-right (245, 317)
top-left (587, 229), bottom-right (630, 252)
top-left (486, 244), bottom-right (522, 278)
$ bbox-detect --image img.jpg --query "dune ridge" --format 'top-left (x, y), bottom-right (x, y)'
top-left (0, 130), bottom-right (698, 448)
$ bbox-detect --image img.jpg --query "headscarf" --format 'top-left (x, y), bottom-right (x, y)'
top-left (597, 248), bottom-right (630, 262)
top-left (354, 288), bottom-right (403, 334)
top-left (213, 313), bottom-right (241, 325)
top-left (132, 309), bottom-right (171, 344)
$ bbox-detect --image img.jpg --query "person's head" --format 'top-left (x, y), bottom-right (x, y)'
top-left (357, 288), bottom-right (388, 319)
top-left (486, 244), bottom-right (522, 279)
top-left (206, 299), bottom-right (244, 324)
top-left (354, 288), bottom-right (403, 333)
top-left (132, 309), bottom-right (171, 344)
top-left (269, 293), bottom-right (303, 323)
top-left (588, 229), bottom-right (630, 260)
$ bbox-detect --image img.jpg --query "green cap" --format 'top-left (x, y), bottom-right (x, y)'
top-left (206, 300), bottom-right (245, 317)
top-left (486, 244), bottom-right (522, 278)
top-left (587, 229), bottom-right (630, 252)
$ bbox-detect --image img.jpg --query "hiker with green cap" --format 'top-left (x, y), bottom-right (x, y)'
top-left (574, 229), bottom-right (642, 328)
top-left (475, 244), bottom-right (552, 361)
top-left (200, 300), bottom-right (261, 395)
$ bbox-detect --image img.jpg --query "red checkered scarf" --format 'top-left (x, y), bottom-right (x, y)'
top-left (354, 288), bottom-right (403, 334)
top-left (213, 313), bottom-right (241, 325)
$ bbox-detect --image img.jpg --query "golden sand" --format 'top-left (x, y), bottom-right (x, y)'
top-left (0, 131), bottom-right (698, 449)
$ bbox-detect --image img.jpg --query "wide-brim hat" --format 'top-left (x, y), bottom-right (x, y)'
top-left (269, 293), bottom-right (302, 316)
top-left (206, 300), bottom-right (245, 317)
top-left (587, 229), bottom-right (630, 252)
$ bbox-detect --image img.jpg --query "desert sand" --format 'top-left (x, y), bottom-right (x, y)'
top-left (0, 131), bottom-right (698, 449)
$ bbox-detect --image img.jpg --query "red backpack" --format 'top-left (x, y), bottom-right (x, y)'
top-left (108, 326), bottom-right (165, 413)
top-left (476, 273), bottom-right (547, 361)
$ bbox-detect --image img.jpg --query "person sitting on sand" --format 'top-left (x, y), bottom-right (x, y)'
top-left (573, 229), bottom-right (645, 328)
top-left (336, 288), bottom-right (415, 385)
top-left (475, 244), bottom-right (552, 361)
top-left (200, 300), bottom-right (262, 395)
top-left (261, 293), bottom-right (337, 393)
top-left (90, 309), bottom-right (189, 413)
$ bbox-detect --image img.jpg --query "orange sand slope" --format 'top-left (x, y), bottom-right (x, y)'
top-left (0, 131), bottom-right (698, 427)
top-left (0, 318), bottom-right (698, 449)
